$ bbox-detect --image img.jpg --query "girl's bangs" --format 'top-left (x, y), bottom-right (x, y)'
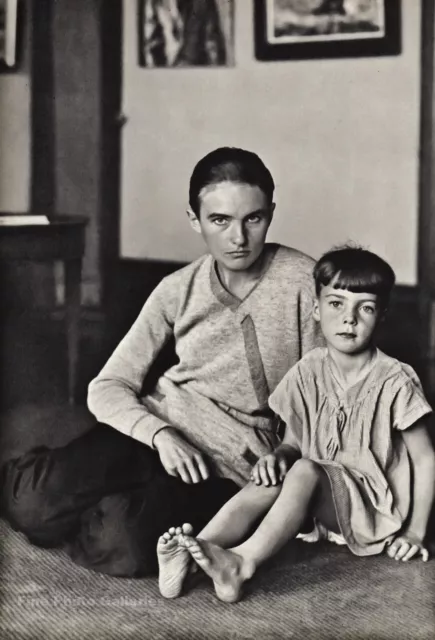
top-left (330, 269), bottom-right (386, 295)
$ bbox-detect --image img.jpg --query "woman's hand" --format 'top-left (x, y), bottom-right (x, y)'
top-left (251, 447), bottom-right (290, 487)
top-left (153, 427), bottom-right (210, 484)
top-left (386, 533), bottom-right (429, 562)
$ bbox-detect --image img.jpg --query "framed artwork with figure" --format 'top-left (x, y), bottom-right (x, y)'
top-left (254, 0), bottom-right (401, 61)
top-left (138, 0), bottom-right (235, 68)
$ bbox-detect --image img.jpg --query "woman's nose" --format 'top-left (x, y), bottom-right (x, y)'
top-left (231, 223), bottom-right (247, 246)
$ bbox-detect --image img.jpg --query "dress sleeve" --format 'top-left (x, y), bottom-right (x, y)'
top-left (268, 364), bottom-right (308, 447)
top-left (391, 378), bottom-right (433, 431)
top-left (87, 278), bottom-right (177, 447)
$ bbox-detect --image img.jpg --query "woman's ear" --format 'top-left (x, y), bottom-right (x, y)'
top-left (312, 298), bottom-right (320, 322)
top-left (187, 208), bottom-right (201, 234)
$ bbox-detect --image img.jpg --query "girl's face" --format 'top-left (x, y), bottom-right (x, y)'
top-left (313, 281), bottom-right (382, 356)
top-left (188, 181), bottom-right (274, 273)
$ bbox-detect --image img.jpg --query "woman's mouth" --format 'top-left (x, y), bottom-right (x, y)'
top-left (337, 333), bottom-right (357, 339)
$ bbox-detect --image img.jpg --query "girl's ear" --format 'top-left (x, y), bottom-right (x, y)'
top-left (377, 307), bottom-right (388, 324)
top-left (187, 208), bottom-right (201, 234)
top-left (313, 298), bottom-right (320, 322)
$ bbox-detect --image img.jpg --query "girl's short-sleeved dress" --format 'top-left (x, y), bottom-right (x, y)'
top-left (268, 347), bottom-right (433, 556)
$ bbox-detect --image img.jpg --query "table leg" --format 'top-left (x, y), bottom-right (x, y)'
top-left (64, 258), bottom-right (82, 405)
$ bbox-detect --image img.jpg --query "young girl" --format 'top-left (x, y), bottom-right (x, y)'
top-left (157, 246), bottom-right (435, 603)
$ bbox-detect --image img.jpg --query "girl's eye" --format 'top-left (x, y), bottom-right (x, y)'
top-left (362, 305), bottom-right (376, 314)
top-left (329, 300), bottom-right (342, 308)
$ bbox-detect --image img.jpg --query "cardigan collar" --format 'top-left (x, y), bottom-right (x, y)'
top-left (209, 244), bottom-right (279, 311)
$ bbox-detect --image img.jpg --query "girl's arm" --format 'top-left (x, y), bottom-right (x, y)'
top-left (388, 418), bottom-right (435, 561)
top-left (402, 419), bottom-right (435, 539)
top-left (280, 422), bottom-right (303, 461)
top-left (252, 423), bottom-right (301, 486)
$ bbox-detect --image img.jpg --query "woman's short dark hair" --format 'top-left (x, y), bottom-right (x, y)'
top-left (313, 245), bottom-right (396, 308)
top-left (189, 147), bottom-right (275, 215)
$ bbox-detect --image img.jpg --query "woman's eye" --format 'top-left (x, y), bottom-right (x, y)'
top-left (362, 305), bottom-right (376, 314)
top-left (329, 301), bottom-right (341, 308)
top-left (213, 217), bottom-right (228, 226)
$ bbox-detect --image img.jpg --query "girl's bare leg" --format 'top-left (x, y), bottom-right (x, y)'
top-left (157, 482), bottom-right (280, 598)
top-left (181, 459), bottom-right (335, 602)
top-left (198, 481), bottom-right (282, 547)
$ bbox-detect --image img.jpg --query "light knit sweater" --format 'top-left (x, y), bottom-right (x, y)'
top-left (88, 244), bottom-right (323, 485)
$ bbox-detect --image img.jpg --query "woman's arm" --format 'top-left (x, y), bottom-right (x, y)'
top-left (87, 280), bottom-right (176, 448)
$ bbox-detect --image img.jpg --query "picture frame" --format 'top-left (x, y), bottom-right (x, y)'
top-left (254, 0), bottom-right (401, 62)
top-left (137, 0), bottom-right (235, 68)
top-left (0, 0), bottom-right (19, 71)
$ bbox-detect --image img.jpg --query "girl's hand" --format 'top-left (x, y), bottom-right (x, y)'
top-left (251, 449), bottom-right (289, 487)
top-left (386, 534), bottom-right (429, 562)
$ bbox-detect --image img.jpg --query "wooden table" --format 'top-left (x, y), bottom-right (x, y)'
top-left (0, 215), bottom-right (88, 404)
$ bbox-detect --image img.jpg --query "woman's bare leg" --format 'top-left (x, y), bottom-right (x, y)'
top-left (181, 459), bottom-right (333, 602)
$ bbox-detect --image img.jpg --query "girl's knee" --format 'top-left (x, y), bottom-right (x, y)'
top-left (288, 458), bottom-right (323, 482)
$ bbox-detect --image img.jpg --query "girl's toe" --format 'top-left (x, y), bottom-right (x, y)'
top-left (182, 523), bottom-right (194, 534)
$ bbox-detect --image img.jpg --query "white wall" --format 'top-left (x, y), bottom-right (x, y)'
top-left (121, 1), bottom-right (421, 285)
top-left (0, 2), bottom-right (31, 213)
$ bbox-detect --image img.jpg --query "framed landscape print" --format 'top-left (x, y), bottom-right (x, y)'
top-left (254, 0), bottom-right (401, 62)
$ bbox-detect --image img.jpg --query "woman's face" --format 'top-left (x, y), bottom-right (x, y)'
top-left (188, 181), bottom-right (274, 273)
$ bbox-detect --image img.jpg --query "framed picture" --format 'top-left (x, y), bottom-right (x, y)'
top-left (254, 0), bottom-right (401, 62)
top-left (138, 0), bottom-right (235, 68)
top-left (0, 0), bottom-right (19, 71)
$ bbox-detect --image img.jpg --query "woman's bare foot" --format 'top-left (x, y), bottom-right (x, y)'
top-left (180, 535), bottom-right (255, 603)
top-left (157, 523), bottom-right (193, 598)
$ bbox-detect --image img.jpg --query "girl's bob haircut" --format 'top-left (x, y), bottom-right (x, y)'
top-left (314, 245), bottom-right (396, 309)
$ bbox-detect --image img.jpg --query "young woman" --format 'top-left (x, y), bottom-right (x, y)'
top-left (1, 147), bottom-right (322, 576)
top-left (158, 246), bottom-right (434, 602)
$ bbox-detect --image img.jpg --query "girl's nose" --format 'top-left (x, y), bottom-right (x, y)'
top-left (344, 311), bottom-right (357, 325)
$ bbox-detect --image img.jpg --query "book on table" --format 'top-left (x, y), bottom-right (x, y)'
top-left (0, 215), bottom-right (50, 226)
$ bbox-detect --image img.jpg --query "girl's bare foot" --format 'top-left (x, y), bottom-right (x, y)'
top-left (157, 523), bottom-right (194, 598)
top-left (180, 535), bottom-right (255, 603)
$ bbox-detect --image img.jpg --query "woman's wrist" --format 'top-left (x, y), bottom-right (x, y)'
top-left (152, 425), bottom-right (176, 450)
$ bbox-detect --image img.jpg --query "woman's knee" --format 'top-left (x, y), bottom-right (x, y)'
top-left (1, 449), bottom-right (72, 544)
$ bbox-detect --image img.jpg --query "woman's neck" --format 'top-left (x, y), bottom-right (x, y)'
top-left (327, 345), bottom-right (377, 389)
top-left (216, 249), bottom-right (269, 299)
